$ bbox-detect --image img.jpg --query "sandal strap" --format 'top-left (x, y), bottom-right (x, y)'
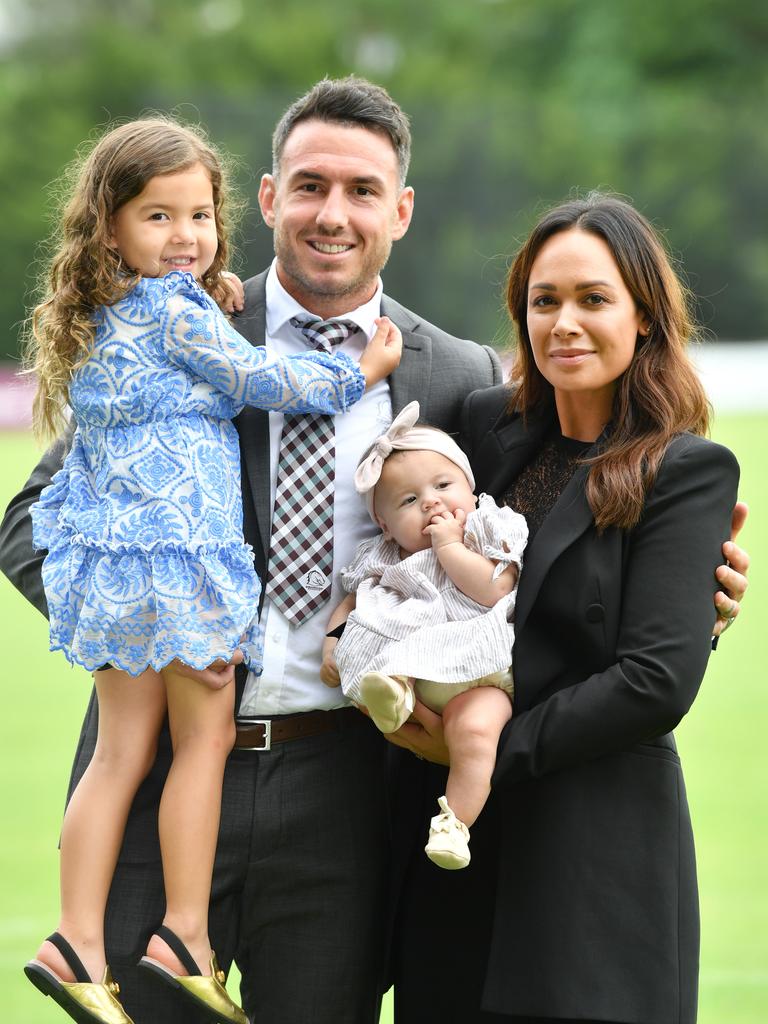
top-left (154, 925), bottom-right (201, 977)
top-left (45, 932), bottom-right (91, 983)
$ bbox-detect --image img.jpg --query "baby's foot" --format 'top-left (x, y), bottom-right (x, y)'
top-left (425, 795), bottom-right (471, 869)
top-left (359, 673), bottom-right (414, 733)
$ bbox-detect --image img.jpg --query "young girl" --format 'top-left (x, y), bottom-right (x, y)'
top-left (22, 116), bottom-right (400, 1024)
top-left (321, 401), bottom-right (527, 870)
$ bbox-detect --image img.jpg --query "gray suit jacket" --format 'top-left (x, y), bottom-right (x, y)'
top-left (0, 269), bottom-right (502, 862)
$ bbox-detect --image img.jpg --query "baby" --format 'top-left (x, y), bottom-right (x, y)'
top-left (321, 402), bottom-right (528, 868)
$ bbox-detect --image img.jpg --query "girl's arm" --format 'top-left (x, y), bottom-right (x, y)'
top-left (320, 593), bottom-right (356, 688)
top-left (161, 285), bottom-right (399, 414)
top-left (426, 509), bottom-right (519, 607)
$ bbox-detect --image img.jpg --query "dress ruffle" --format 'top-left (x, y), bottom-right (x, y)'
top-left (41, 538), bottom-right (262, 676)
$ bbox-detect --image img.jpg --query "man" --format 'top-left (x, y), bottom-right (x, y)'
top-left (0, 77), bottom-right (748, 1024)
top-left (0, 77), bottom-right (501, 1024)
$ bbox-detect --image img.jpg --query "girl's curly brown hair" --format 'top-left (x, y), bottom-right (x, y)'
top-left (25, 115), bottom-right (240, 440)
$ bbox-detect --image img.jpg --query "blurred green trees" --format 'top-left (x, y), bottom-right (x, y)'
top-left (1, 0), bottom-right (767, 359)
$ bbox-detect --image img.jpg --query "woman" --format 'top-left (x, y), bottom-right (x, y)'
top-left (389, 193), bottom-right (740, 1023)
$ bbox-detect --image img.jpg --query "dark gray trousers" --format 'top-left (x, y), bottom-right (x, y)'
top-left (101, 708), bottom-right (390, 1024)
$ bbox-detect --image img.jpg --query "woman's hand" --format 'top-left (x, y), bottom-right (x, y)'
top-left (713, 501), bottom-right (749, 638)
top-left (384, 697), bottom-right (450, 766)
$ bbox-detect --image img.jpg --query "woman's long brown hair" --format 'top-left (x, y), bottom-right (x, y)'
top-left (24, 116), bottom-right (239, 440)
top-left (506, 192), bottom-right (710, 531)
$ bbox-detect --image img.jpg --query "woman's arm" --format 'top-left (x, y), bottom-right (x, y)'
top-left (492, 437), bottom-right (740, 789)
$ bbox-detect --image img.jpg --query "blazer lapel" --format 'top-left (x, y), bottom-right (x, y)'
top-left (232, 272), bottom-right (272, 561)
top-left (476, 407), bottom-right (598, 635)
top-left (514, 461), bottom-right (594, 634)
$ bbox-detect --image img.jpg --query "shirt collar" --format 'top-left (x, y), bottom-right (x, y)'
top-left (265, 259), bottom-right (383, 340)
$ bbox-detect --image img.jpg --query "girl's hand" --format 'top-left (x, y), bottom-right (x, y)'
top-left (211, 271), bottom-right (245, 313)
top-left (384, 697), bottom-right (450, 766)
top-left (359, 317), bottom-right (402, 389)
top-left (423, 508), bottom-right (466, 550)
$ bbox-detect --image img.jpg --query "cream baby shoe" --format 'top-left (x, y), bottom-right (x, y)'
top-left (359, 672), bottom-right (415, 733)
top-left (425, 796), bottom-right (471, 869)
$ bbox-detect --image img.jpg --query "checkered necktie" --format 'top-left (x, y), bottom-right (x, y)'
top-left (265, 318), bottom-right (360, 624)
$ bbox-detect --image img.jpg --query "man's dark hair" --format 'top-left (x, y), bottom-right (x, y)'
top-left (272, 76), bottom-right (411, 187)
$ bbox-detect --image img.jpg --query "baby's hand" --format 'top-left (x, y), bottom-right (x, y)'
top-left (359, 317), bottom-right (402, 389)
top-left (423, 508), bottom-right (466, 550)
top-left (320, 638), bottom-right (341, 687)
top-left (211, 271), bottom-right (245, 313)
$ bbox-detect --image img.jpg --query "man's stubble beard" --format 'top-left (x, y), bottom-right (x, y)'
top-left (272, 226), bottom-right (393, 303)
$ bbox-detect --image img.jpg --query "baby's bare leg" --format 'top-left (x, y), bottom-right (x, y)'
top-left (442, 686), bottom-right (512, 827)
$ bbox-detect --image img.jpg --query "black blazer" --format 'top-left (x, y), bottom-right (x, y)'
top-left (459, 385), bottom-right (739, 1024)
top-left (0, 272), bottom-right (501, 863)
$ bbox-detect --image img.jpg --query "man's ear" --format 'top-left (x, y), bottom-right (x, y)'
top-left (258, 174), bottom-right (277, 229)
top-left (391, 186), bottom-right (414, 242)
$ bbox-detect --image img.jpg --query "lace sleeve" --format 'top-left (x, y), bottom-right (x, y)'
top-left (157, 273), bottom-right (365, 414)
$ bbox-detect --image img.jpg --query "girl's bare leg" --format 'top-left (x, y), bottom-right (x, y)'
top-left (35, 667), bottom-right (167, 982)
top-left (145, 667), bottom-right (236, 975)
top-left (441, 686), bottom-right (513, 827)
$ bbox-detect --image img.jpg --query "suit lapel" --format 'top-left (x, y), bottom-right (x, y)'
top-left (233, 286), bottom-right (430, 562)
top-left (514, 461), bottom-right (594, 634)
top-left (232, 272), bottom-right (272, 561)
top-left (479, 408), bottom-right (597, 634)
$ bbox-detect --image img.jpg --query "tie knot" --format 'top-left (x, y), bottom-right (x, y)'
top-left (291, 317), bottom-right (360, 353)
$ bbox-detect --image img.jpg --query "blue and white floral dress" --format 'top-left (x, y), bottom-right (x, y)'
top-left (31, 272), bottom-right (365, 676)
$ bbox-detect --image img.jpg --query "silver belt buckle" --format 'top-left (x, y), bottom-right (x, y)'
top-left (238, 718), bottom-right (272, 751)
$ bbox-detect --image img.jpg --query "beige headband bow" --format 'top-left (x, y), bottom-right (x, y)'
top-left (355, 401), bottom-right (475, 520)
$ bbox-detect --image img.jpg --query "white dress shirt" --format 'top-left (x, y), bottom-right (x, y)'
top-left (238, 261), bottom-right (393, 716)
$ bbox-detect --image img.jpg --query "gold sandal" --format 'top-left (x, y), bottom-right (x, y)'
top-left (24, 932), bottom-right (134, 1024)
top-left (137, 925), bottom-right (246, 1024)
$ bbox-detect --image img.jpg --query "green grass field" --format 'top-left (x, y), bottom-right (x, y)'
top-left (0, 417), bottom-right (765, 1023)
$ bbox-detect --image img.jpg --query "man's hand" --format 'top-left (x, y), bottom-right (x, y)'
top-left (384, 697), bottom-right (450, 766)
top-left (166, 649), bottom-right (243, 690)
top-left (713, 501), bottom-right (749, 638)
top-left (211, 271), bottom-right (245, 314)
top-left (320, 638), bottom-right (341, 687)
